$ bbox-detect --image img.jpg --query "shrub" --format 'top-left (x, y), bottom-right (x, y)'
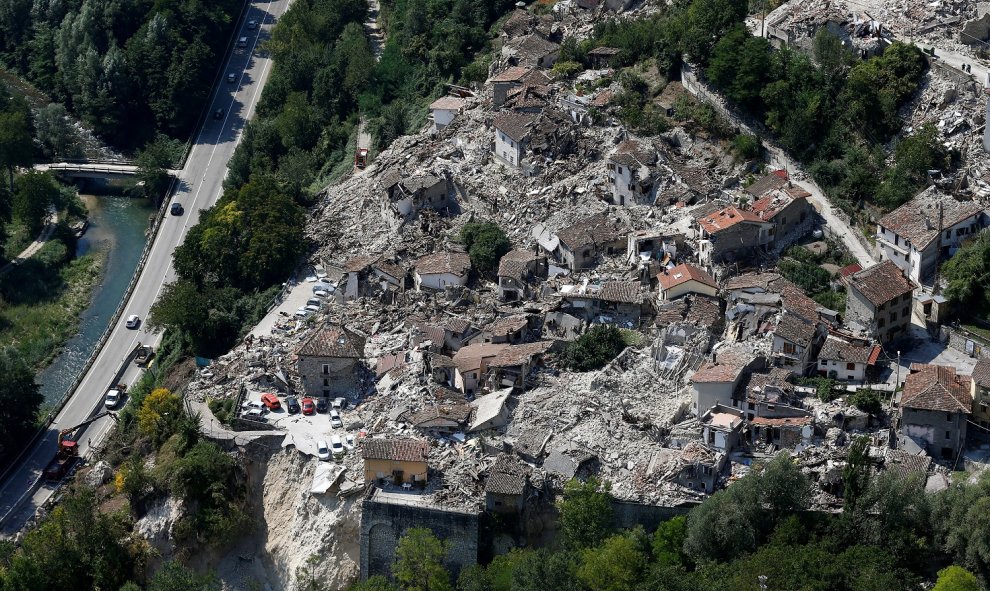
top-left (459, 222), bottom-right (510, 279)
top-left (562, 326), bottom-right (626, 372)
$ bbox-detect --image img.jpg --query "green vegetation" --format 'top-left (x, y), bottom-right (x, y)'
top-left (849, 388), bottom-right (882, 416)
top-left (393, 527), bottom-right (454, 591)
top-left (943, 232), bottom-right (990, 322)
top-left (0, 0), bottom-right (243, 148)
top-left (0, 348), bottom-right (43, 460)
top-left (460, 222), bottom-right (510, 279)
top-left (355, 454), bottom-right (990, 591)
top-left (561, 325), bottom-right (627, 372)
top-left (777, 244), bottom-right (852, 312)
top-left (796, 376), bottom-right (839, 402)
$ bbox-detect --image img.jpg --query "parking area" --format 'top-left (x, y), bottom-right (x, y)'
top-left (237, 390), bottom-right (359, 459)
top-left (251, 269), bottom-right (335, 338)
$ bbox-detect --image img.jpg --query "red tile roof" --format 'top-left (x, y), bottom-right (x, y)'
top-left (414, 251), bottom-right (472, 277)
top-left (361, 438), bottom-right (430, 462)
top-left (697, 206), bottom-right (771, 234)
top-left (298, 325), bottom-right (365, 358)
top-left (902, 364), bottom-right (972, 413)
top-left (657, 263), bottom-right (717, 291)
top-left (847, 261), bottom-right (917, 307)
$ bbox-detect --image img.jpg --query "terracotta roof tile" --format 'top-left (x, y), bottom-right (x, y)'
top-left (773, 312), bottom-right (817, 347)
top-left (491, 66), bottom-right (531, 83)
top-left (298, 325), bottom-right (365, 358)
top-left (879, 189), bottom-right (985, 250)
top-left (556, 213), bottom-right (619, 250)
top-left (847, 261), bottom-right (917, 307)
top-left (494, 110), bottom-right (539, 143)
top-left (818, 335), bottom-right (878, 365)
top-left (498, 249), bottom-right (538, 280)
top-left (415, 251), bottom-right (472, 277)
top-left (452, 342), bottom-right (508, 373)
top-left (657, 263), bottom-right (717, 291)
top-left (902, 364), bottom-right (972, 413)
top-left (973, 358), bottom-right (990, 388)
top-left (361, 438), bottom-right (430, 462)
top-left (744, 170), bottom-right (789, 197)
top-left (430, 96), bottom-right (466, 111)
top-left (697, 206), bottom-right (771, 234)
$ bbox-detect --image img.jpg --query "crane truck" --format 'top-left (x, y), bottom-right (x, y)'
top-left (43, 411), bottom-right (118, 481)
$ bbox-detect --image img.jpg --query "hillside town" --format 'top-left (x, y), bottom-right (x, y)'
top-left (163, 0), bottom-right (990, 582)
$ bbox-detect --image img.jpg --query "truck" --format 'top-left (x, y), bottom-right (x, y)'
top-left (43, 412), bottom-right (118, 481)
top-left (354, 148), bottom-right (369, 169)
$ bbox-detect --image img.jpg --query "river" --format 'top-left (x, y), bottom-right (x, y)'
top-left (36, 195), bottom-right (154, 403)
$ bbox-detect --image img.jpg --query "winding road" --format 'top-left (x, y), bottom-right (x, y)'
top-left (0, 0), bottom-right (292, 536)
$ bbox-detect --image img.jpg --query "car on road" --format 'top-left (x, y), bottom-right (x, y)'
top-left (330, 435), bottom-right (344, 457)
top-left (104, 389), bottom-right (121, 408)
top-left (260, 392), bottom-right (281, 411)
top-left (305, 298), bottom-right (322, 312)
top-left (170, 202), bottom-right (183, 216)
top-left (316, 398), bottom-right (328, 413)
top-left (332, 397), bottom-right (347, 410)
top-left (304, 274), bottom-right (318, 283)
top-left (317, 440), bottom-right (330, 461)
top-left (247, 19), bottom-right (258, 29)
top-left (125, 315), bottom-right (140, 329)
top-left (286, 396), bottom-right (300, 414)
top-left (313, 289), bottom-right (330, 298)
top-left (213, 108), bottom-right (225, 120)
top-left (343, 434), bottom-right (355, 450)
top-left (237, 36), bottom-right (248, 47)
top-left (301, 397), bottom-right (316, 415)
top-left (227, 72), bottom-right (237, 83)
top-left (294, 307), bottom-right (311, 318)
top-left (329, 409), bottom-right (343, 428)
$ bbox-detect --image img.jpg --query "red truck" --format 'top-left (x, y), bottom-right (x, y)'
top-left (43, 411), bottom-right (118, 481)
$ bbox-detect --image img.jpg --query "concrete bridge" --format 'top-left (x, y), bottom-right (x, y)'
top-left (34, 161), bottom-right (181, 180)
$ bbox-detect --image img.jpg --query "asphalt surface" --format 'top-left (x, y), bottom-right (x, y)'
top-left (0, 0), bottom-right (292, 536)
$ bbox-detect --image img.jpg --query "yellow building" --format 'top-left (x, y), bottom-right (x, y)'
top-left (362, 438), bottom-right (430, 485)
top-left (971, 359), bottom-right (990, 429)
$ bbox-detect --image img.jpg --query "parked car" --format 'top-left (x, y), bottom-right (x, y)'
top-left (242, 407), bottom-right (267, 422)
top-left (313, 289), bottom-right (330, 298)
top-left (329, 409), bottom-right (343, 428)
top-left (301, 397), bottom-right (316, 415)
top-left (170, 202), bottom-right (183, 216)
top-left (246, 19), bottom-right (258, 29)
top-left (260, 392), bottom-right (281, 410)
top-left (241, 399), bottom-right (264, 411)
top-left (316, 398), bottom-right (328, 413)
top-left (332, 397), bottom-right (347, 410)
top-left (227, 72), bottom-right (237, 83)
top-left (104, 389), bottom-right (121, 409)
top-left (237, 36), bottom-right (248, 47)
top-left (330, 435), bottom-right (344, 457)
top-left (286, 396), bottom-right (300, 414)
top-left (312, 281), bottom-right (334, 294)
top-left (317, 440), bottom-right (331, 461)
top-left (125, 315), bottom-right (140, 329)
top-left (343, 434), bottom-right (355, 450)
top-left (294, 307), bottom-right (311, 318)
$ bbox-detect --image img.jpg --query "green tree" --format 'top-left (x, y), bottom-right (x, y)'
top-left (459, 222), bottom-right (509, 278)
top-left (943, 231), bottom-right (990, 319)
top-left (562, 326), bottom-right (626, 372)
top-left (577, 531), bottom-right (648, 591)
top-left (849, 388), bottom-right (882, 416)
top-left (933, 566), bottom-right (983, 591)
top-left (33, 103), bottom-right (80, 160)
top-left (0, 348), bottom-right (43, 460)
top-left (296, 553), bottom-right (330, 591)
top-left (12, 170), bottom-right (58, 234)
top-left (652, 516), bottom-right (689, 567)
top-left (707, 26), bottom-right (770, 110)
top-left (842, 435), bottom-right (872, 510)
top-left (147, 561), bottom-right (221, 591)
top-left (558, 477), bottom-right (614, 550)
top-left (351, 576), bottom-right (399, 591)
top-left (393, 527), bottom-right (452, 591)
top-left (0, 96), bottom-right (33, 192)
top-left (136, 135), bottom-right (182, 201)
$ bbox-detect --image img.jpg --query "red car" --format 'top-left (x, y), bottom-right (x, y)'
top-left (301, 397), bottom-right (316, 415)
top-left (260, 392), bottom-right (281, 411)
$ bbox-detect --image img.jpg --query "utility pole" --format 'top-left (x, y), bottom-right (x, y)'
top-left (891, 350), bottom-right (901, 411)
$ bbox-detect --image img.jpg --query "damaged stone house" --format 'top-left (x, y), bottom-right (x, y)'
top-left (606, 138), bottom-right (659, 206)
top-left (503, 33), bottom-right (560, 69)
top-left (486, 340), bottom-right (557, 391)
top-left (413, 251), bottom-right (472, 292)
top-left (429, 96), bottom-right (466, 130)
top-left (559, 280), bottom-right (645, 327)
top-left (971, 358), bottom-right (990, 430)
top-left (536, 212), bottom-right (624, 271)
top-left (899, 363), bottom-right (972, 461)
top-left (700, 404), bottom-right (745, 452)
top-left (876, 189), bottom-right (987, 285)
top-left (361, 438), bottom-right (430, 485)
top-left (452, 342), bottom-right (507, 396)
top-left (690, 347), bottom-right (759, 415)
top-left (494, 111), bottom-right (538, 169)
top-left (844, 260), bottom-right (917, 345)
top-left (484, 453), bottom-right (531, 513)
top-left (770, 311), bottom-right (824, 376)
top-left (380, 168), bottom-right (454, 221)
top-left (296, 324), bottom-right (367, 398)
top-left (656, 263), bottom-right (718, 302)
top-left (697, 205), bottom-right (774, 265)
top-left (497, 248), bottom-right (547, 301)
top-left (749, 184), bottom-right (814, 251)
top-left (651, 442), bottom-right (727, 494)
top-left (490, 66), bottom-right (551, 107)
top-left (411, 316), bottom-right (478, 354)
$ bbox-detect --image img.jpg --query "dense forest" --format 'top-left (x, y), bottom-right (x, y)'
top-left (0, 0), bottom-right (242, 148)
top-left (350, 455), bottom-right (990, 591)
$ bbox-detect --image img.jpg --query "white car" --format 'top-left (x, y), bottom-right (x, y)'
top-left (247, 19), bottom-right (258, 29)
top-left (330, 435), bottom-right (344, 456)
top-left (312, 282), bottom-right (334, 295)
top-left (241, 400), bottom-right (264, 411)
top-left (313, 289), bottom-right (330, 298)
top-left (329, 410), bottom-right (343, 428)
top-left (332, 397), bottom-right (347, 410)
top-left (305, 274), bottom-right (318, 283)
top-left (343, 434), bottom-right (355, 450)
top-left (294, 307), bottom-right (311, 318)
top-left (125, 315), bottom-right (140, 329)
top-left (317, 440), bottom-right (331, 461)
top-left (242, 407), bottom-right (267, 422)
top-left (104, 389), bottom-right (121, 408)
top-left (305, 299), bottom-right (321, 312)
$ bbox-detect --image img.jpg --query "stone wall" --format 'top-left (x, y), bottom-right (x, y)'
top-left (361, 493), bottom-right (480, 581)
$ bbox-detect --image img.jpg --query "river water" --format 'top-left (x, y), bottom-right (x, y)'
top-left (36, 195), bottom-right (154, 403)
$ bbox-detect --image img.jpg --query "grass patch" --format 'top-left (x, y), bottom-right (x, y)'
top-left (619, 328), bottom-right (646, 347)
top-left (0, 237), bottom-right (105, 370)
top-left (961, 324), bottom-right (990, 343)
top-left (2, 221), bottom-right (32, 261)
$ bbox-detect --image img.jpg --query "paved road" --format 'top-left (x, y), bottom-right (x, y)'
top-left (0, 0), bottom-right (292, 536)
top-left (0, 211), bottom-right (58, 276)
